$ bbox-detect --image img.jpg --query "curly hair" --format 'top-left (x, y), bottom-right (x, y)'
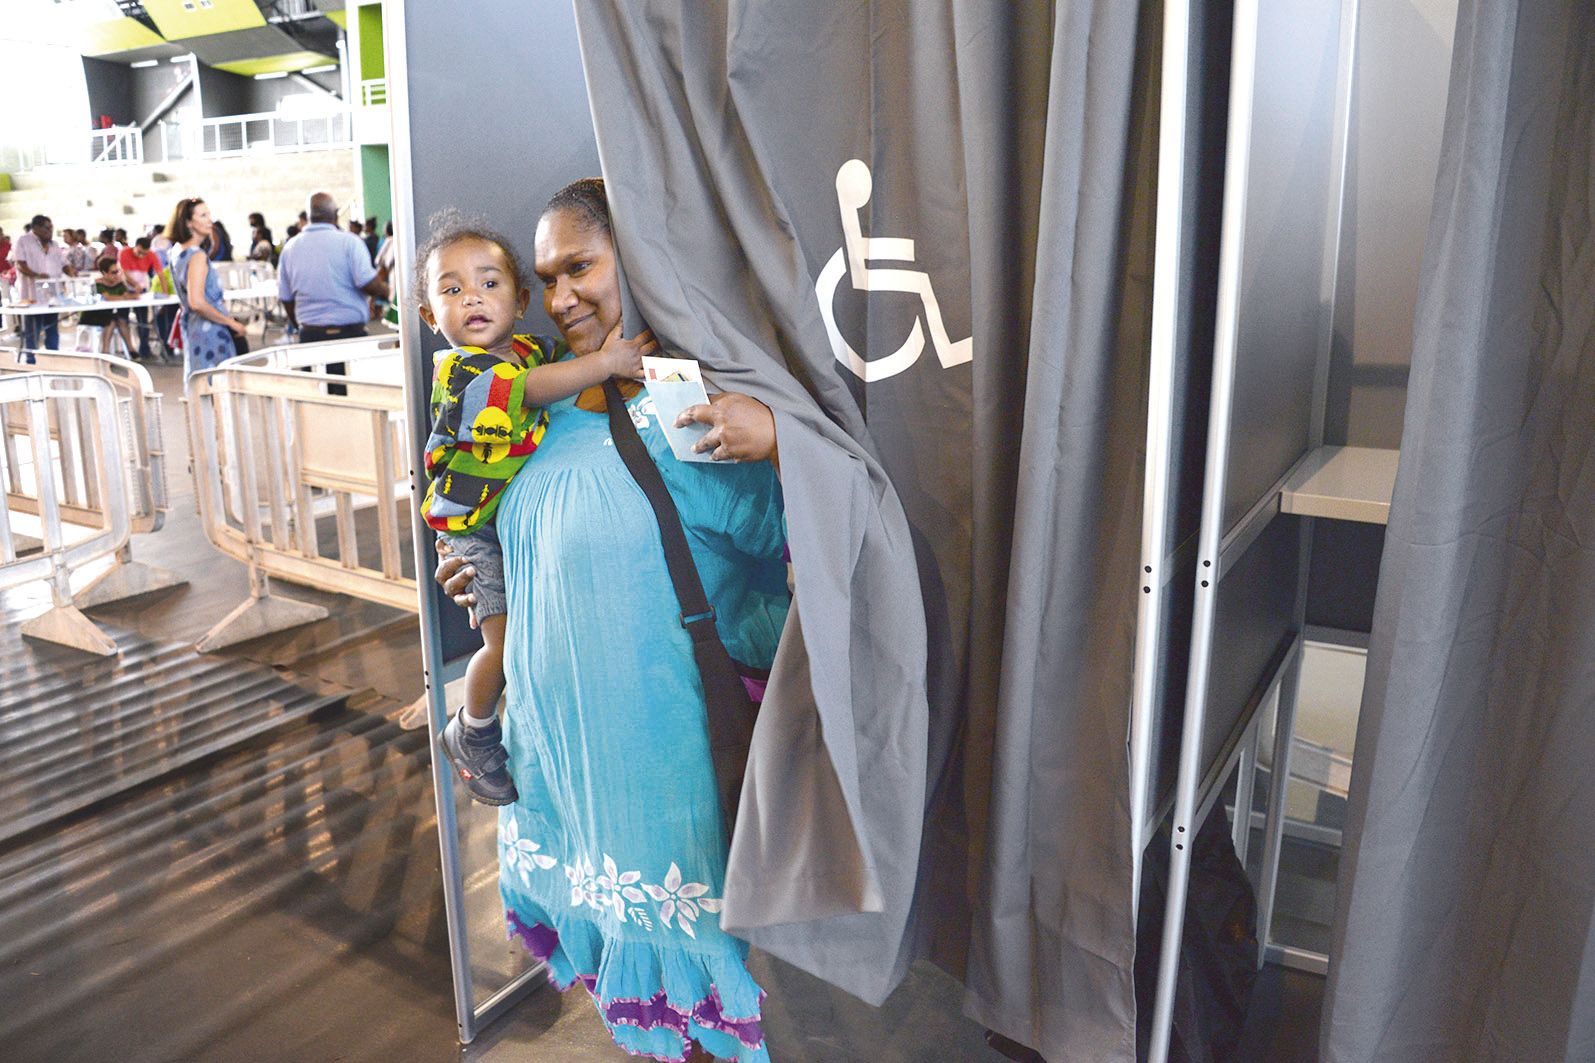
top-left (411, 208), bottom-right (531, 309)
top-left (544, 177), bottom-right (611, 236)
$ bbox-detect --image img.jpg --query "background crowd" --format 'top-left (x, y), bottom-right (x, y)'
top-left (0, 196), bottom-right (394, 363)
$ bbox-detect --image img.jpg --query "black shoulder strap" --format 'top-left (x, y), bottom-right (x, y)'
top-left (602, 381), bottom-right (756, 834)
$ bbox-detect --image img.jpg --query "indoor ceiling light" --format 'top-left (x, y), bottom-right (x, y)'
top-left (130, 59), bottom-right (159, 68)
top-left (303, 63), bottom-right (339, 75)
top-left (254, 71), bottom-right (289, 80)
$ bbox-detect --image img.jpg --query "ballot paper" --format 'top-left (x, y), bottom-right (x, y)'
top-left (641, 356), bottom-right (716, 462)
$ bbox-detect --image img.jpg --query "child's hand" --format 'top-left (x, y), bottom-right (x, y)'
top-left (596, 322), bottom-right (654, 380)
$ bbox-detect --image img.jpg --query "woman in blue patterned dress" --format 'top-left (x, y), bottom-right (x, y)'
top-left (435, 180), bottom-right (789, 1063)
top-left (166, 197), bottom-right (245, 381)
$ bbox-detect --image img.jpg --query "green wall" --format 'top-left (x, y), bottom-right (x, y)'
top-left (358, 4), bottom-right (385, 81)
top-left (361, 144), bottom-right (391, 230)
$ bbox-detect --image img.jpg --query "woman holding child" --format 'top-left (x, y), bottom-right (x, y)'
top-left (427, 179), bottom-right (786, 1063)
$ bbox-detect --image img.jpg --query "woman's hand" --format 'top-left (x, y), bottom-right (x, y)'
top-left (596, 322), bottom-right (656, 381)
top-left (434, 538), bottom-right (479, 627)
top-left (228, 317), bottom-right (247, 336)
top-left (676, 392), bottom-right (779, 467)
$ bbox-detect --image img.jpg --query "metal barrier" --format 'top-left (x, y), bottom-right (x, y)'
top-left (0, 347), bottom-right (183, 610)
top-left (186, 336), bottom-right (415, 652)
top-left (0, 373), bottom-right (133, 655)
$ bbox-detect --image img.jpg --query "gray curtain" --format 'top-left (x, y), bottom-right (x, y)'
top-left (574, 2), bottom-right (1152, 1058)
top-left (1322, 2), bottom-right (1595, 1060)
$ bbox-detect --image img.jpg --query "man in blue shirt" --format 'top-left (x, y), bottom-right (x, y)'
top-left (277, 192), bottom-right (390, 387)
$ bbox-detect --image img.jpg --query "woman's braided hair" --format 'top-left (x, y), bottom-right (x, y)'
top-left (544, 178), bottom-right (611, 236)
top-left (412, 207), bottom-right (530, 309)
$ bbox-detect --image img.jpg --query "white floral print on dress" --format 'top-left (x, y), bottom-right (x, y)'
top-left (642, 862), bottom-right (718, 939)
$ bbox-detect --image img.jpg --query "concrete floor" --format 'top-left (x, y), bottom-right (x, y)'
top-left (0, 340), bottom-right (1325, 1062)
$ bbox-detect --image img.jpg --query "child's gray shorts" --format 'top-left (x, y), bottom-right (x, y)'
top-left (441, 525), bottom-right (506, 620)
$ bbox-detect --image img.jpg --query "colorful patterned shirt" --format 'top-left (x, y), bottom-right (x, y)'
top-left (421, 335), bottom-right (556, 533)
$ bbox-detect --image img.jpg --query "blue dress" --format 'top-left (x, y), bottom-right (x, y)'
top-left (171, 247), bottom-right (234, 379)
top-left (494, 382), bottom-right (788, 1063)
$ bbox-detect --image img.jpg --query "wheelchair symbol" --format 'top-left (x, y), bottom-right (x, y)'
top-left (815, 159), bottom-right (973, 383)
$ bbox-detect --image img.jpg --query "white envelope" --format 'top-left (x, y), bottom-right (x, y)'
top-left (642, 356), bottom-right (716, 463)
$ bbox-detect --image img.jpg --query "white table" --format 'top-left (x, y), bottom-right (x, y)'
top-left (2, 294), bottom-right (180, 317)
top-left (224, 284), bottom-right (280, 303)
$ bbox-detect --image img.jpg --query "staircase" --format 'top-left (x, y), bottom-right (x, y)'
top-left (0, 618), bottom-right (357, 843)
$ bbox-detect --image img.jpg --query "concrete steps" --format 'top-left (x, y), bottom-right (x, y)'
top-left (0, 151), bottom-right (360, 245)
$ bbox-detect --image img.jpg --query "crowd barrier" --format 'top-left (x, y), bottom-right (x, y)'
top-left (186, 336), bottom-right (415, 652)
top-left (0, 372), bottom-right (136, 655)
top-left (0, 348), bottom-right (183, 652)
top-left (0, 348), bottom-right (171, 534)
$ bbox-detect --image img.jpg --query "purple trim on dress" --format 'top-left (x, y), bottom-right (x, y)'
top-left (740, 675), bottom-right (768, 703)
top-left (604, 991), bottom-right (689, 1036)
top-left (504, 909), bottom-right (767, 1060)
top-left (506, 911), bottom-right (560, 962)
top-left (693, 984), bottom-right (767, 1048)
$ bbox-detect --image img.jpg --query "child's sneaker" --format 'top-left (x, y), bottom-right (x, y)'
top-left (438, 708), bottom-right (519, 806)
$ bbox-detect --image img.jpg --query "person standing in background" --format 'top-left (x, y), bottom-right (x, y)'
top-left (0, 227), bottom-right (13, 288)
top-left (14, 214), bottom-right (74, 355)
top-left (363, 216), bottom-right (380, 261)
top-left (277, 192), bottom-right (389, 386)
top-left (247, 225), bottom-right (274, 262)
top-left (119, 236), bottom-right (163, 360)
top-left (208, 219), bottom-right (234, 261)
top-left (64, 230), bottom-right (94, 274)
top-left (148, 225), bottom-right (178, 361)
top-left (168, 196), bottom-right (247, 380)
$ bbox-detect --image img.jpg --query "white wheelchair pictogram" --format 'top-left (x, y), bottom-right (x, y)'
top-left (815, 159), bottom-right (974, 383)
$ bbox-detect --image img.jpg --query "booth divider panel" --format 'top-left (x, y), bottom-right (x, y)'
top-left (1203, 514), bottom-right (1300, 772)
top-left (396, 0), bottom-right (603, 666)
top-left (1220, 0), bottom-right (1345, 535)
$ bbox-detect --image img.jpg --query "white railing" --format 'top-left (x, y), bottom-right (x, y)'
top-left (360, 78), bottom-right (388, 106)
top-left (199, 108), bottom-right (351, 157)
top-left (0, 372), bottom-right (132, 655)
top-left (186, 336), bottom-right (415, 652)
top-left (0, 348), bottom-right (170, 534)
top-left (157, 119), bottom-right (188, 163)
top-left (1, 143), bottom-right (49, 173)
top-left (90, 125), bottom-right (143, 166)
top-left (0, 347), bottom-right (183, 619)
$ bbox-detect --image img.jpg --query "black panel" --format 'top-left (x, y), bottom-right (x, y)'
top-left (1305, 519), bottom-right (1385, 632)
top-left (197, 64), bottom-right (250, 119)
top-left (1149, 0), bottom-right (1232, 817)
top-left (1203, 514), bottom-right (1300, 772)
top-left (1165, 0), bottom-right (1231, 554)
top-left (1149, 550), bottom-right (1199, 816)
top-left (82, 57), bottom-right (136, 127)
top-left (400, 2), bottom-right (602, 664)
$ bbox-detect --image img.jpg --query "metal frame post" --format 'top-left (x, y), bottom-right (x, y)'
top-left (1146, 2), bottom-right (1262, 1059)
top-left (383, 0), bottom-right (544, 1042)
top-left (1129, 0), bottom-right (1194, 899)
